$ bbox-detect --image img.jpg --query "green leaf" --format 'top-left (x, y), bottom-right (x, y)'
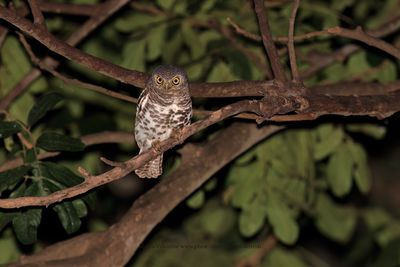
top-left (27, 92), bottom-right (63, 127)
top-left (346, 124), bottom-right (386, 139)
top-left (0, 121), bottom-right (23, 139)
top-left (12, 208), bottom-right (42, 245)
top-left (348, 141), bottom-right (371, 194)
top-left (207, 62), bottom-right (237, 82)
top-left (41, 162), bottom-right (94, 208)
top-left (162, 32), bottom-right (183, 64)
top-left (375, 222), bottom-right (400, 247)
top-left (12, 182), bottom-right (42, 245)
top-left (314, 124), bottom-right (344, 160)
top-left (0, 36), bottom-right (31, 96)
top-left (228, 160), bottom-right (262, 208)
top-left (182, 22), bottom-right (206, 60)
top-left (204, 178), bottom-right (217, 191)
top-left (42, 180), bottom-right (82, 234)
top-left (72, 199), bottom-right (88, 218)
top-left (200, 0), bottom-right (217, 12)
top-left (264, 248), bottom-right (309, 267)
top-left (347, 51), bottom-right (370, 77)
top-left (323, 62), bottom-right (345, 82)
top-left (53, 201), bottom-right (82, 234)
top-left (186, 190), bottom-right (205, 209)
top-left (326, 142), bottom-right (354, 197)
top-left (0, 211), bottom-right (17, 232)
top-left (266, 192), bottom-right (299, 245)
top-left (9, 93), bottom-right (35, 123)
top-left (36, 132), bottom-right (85, 152)
top-left (239, 203), bottom-right (266, 237)
top-left (0, 231), bottom-right (21, 265)
top-left (121, 40), bottom-right (146, 72)
top-left (375, 61), bottom-right (397, 83)
top-left (0, 166), bottom-right (30, 194)
top-left (146, 24), bottom-right (167, 61)
top-left (363, 208), bottom-right (391, 231)
top-left (202, 207), bottom-right (235, 238)
top-left (114, 14), bottom-right (162, 33)
top-left (40, 162), bottom-right (83, 187)
top-left (156, 0), bottom-right (174, 10)
top-left (315, 194), bottom-right (356, 243)
top-left (226, 50), bottom-right (253, 80)
top-left (24, 148), bottom-right (37, 164)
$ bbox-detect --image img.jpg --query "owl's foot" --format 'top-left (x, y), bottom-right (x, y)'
top-left (151, 140), bottom-right (162, 153)
top-left (170, 128), bottom-right (185, 144)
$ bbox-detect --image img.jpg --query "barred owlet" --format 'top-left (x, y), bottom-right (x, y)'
top-left (134, 65), bottom-right (192, 178)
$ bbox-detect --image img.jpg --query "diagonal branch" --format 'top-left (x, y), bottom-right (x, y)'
top-left (287, 0), bottom-right (301, 82)
top-left (11, 123), bottom-right (282, 266)
top-left (27, 0), bottom-right (46, 26)
top-left (0, 131), bottom-right (135, 172)
top-left (0, 0), bottom-right (133, 110)
top-left (326, 26), bottom-right (400, 59)
top-left (253, 0), bottom-right (287, 84)
top-left (0, 6), bottom-right (147, 88)
top-left (1, 89), bottom-right (400, 208)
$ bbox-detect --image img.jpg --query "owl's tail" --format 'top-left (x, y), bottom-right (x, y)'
top-left (135, 154), bottom-right (163, 178)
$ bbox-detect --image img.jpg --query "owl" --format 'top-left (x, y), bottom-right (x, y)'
top-left (134, 65), bottom-right (192, 178)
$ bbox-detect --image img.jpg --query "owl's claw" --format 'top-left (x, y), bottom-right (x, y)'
top-left (171, 128), bottom-right (185, 144)
top-left (151, 140), bottom-right (162, 153)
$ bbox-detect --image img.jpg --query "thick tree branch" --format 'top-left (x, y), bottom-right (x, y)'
top-left (1, 88), bottom-right (400, 208)
top-left (10, 123), bottom-right (282, 267)
top-left (0, 6), bottom-right (147, 88)
top-left (39, 1), bottom-right (94, 16)
top-left (18, 34), bottom-right (138, 104)
top-left (0, 0), bottom-right (132, 110)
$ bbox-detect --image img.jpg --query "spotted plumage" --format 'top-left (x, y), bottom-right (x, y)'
top-left (134, 65), bottom-right (192, 178)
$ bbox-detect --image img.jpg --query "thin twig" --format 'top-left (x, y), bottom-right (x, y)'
top-left (18, 33), bottom-right (138, 104)
top-left (287, 0), bottom-right (301, 82)
top-left (326, 26), bottom-right (400, 59)
top-left (253, 0), bottom-right (287, 84)
top-left (236, 235), bottom-right (278, 267)
top-left (27, 0), bottom-right (46, 26)
top-left (0, 131), bottom-right (134, 172)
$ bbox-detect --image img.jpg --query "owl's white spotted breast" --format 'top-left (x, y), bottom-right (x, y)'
top-left (134, 90), bottom-right (191, 152)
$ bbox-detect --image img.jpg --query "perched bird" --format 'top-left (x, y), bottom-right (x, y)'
top-left (134, 65), bottom-right (192, 178)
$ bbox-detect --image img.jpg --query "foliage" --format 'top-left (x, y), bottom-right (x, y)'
top-left (0, 0), bottom-right (399, 266)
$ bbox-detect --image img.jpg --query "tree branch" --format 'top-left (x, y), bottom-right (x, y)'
top-left (0, 0), bottom-right (132, 110)
top-left (0, 131), bottom-right (134, 172)
top-left (253, 0), bottom-right (287, 84)
top-left (0, 6), bottom-right (147, 88)
top-left (1, 88), bottom-right (400, 208)
top-left (326, 26), bottom-right (400, 59)
top-left (27, 0), bottom-right (46, 27)
top-left (10, 123), bottom-right (283, 267)
top-left (287, 0), bottom-right (301, 82)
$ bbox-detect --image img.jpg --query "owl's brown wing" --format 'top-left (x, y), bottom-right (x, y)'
top-left (136, 88), bottom-right (148, 114)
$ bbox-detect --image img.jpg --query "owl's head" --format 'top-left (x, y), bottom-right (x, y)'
top-left (147, 65), bottom-right (189, 95)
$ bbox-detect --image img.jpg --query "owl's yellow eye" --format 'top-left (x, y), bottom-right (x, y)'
top-left (172, 76), bottom-right (181, 85)
top-left (155, 76), bottom-right (163, 85)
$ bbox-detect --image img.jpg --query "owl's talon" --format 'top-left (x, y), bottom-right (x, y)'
top-left (171, 128), bottom-right (185, 144)
top-left (151, 140), bottom-right (162, 153)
